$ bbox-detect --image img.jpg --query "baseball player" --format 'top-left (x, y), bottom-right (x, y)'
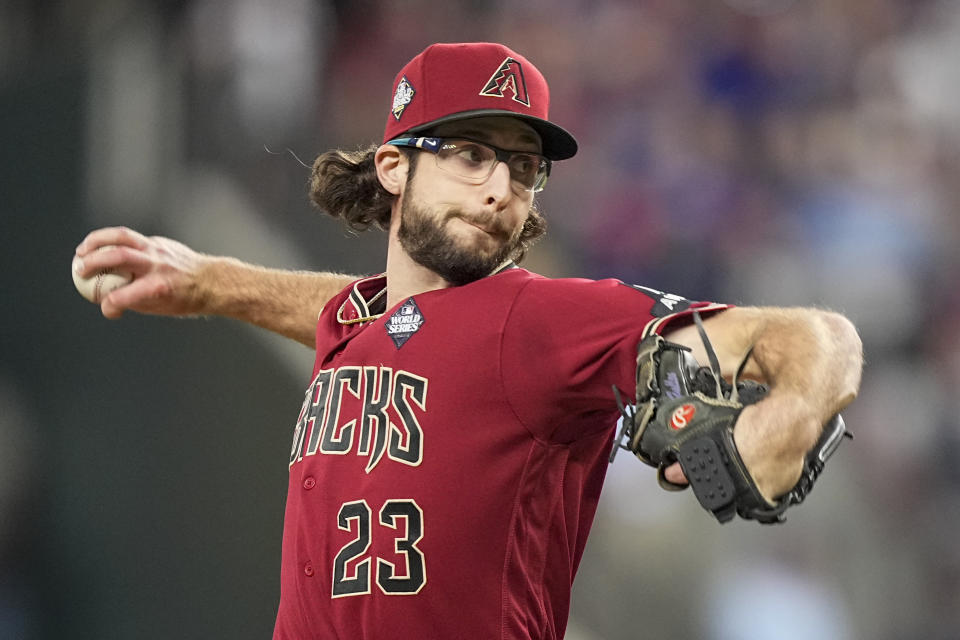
top-left (73, 43), bottom-right (863, 639)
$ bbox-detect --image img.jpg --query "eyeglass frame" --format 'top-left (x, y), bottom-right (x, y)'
top-left (385, 136), bottom-right (552, 193)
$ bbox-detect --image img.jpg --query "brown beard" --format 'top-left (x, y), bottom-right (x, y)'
top-left (397, 190), bottom-right (523, 286)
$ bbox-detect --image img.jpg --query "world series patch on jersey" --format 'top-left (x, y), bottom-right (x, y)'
top-left (274, 268), bottom-right (722, 640)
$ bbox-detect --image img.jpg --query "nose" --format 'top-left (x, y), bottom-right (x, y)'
top-left (483, 161), bottom-right (514, 209)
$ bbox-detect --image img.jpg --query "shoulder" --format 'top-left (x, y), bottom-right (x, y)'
top-left (510, 271), bottom-right (704, 317)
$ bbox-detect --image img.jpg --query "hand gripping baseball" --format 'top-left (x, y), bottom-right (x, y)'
top-left (611, 312), bottom-right (851, 524)
top-left (73, 227), bottom-right (211, 319)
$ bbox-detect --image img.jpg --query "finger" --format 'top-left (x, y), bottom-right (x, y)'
top-left (663, 462), bottom-right (688, 486)
top-left (101, 275), bottom-right (171, 317)
top-left (76, 244), bottom-right (154, 279)
top-left (100, 300), bottom-right (124, 319)
top-left (76, 226), bottom-right (149, 257)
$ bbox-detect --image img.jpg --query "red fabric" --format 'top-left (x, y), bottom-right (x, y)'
top-left (273, 268), bottom-right (723, 639)
top-left (382, 42), bottom-right (577, 160)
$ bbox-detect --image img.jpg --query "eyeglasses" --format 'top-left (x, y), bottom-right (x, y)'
top-left (386, 136), bottom-right (551, 193)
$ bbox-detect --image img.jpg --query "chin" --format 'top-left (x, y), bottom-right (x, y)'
top-left (398, 199), bottom-right (519, 284)
top-left (461, 233), bottom-right (503, 256)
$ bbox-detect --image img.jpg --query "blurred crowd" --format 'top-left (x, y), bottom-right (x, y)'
top-left (3, 0), bottom-right (959, 638)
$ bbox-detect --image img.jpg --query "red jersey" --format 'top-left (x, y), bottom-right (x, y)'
top-left (274, 267), bottom-right (724, 639)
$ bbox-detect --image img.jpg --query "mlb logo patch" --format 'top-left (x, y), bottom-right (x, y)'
top-left (386, 297), bottom-right (425, 348)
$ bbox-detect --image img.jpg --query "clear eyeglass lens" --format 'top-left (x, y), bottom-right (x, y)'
top-left (437, 141), bottom-right (546, 192)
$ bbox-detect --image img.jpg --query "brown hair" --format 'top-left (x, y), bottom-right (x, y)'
top-left (308, 145), bottom-right (547, 261)
top-left (309, 145), bottom-right (394, 233)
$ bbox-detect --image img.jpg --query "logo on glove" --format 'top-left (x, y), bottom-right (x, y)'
top-left (670, 404), bottom-right (696, 430)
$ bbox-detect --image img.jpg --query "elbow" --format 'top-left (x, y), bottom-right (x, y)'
top-left (821, 310), bottom-right (864, 408)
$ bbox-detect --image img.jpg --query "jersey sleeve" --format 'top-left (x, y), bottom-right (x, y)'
top-left (500, 277), bottom-right (725, 443)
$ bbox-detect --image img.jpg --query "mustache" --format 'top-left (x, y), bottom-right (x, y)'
top-left (444, 210), bottom-right (510, 238)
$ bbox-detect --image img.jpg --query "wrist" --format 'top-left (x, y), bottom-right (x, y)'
top-left (194, 255), bottom-right (235, 315)
top-left (196, 256), bottom-right (270, 319)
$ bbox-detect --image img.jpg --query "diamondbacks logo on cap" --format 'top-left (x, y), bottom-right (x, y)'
top-left (392, 76), bottom-right (416, 121)
top-left (386, 297), bottom-right (424, 348)
top-left (479, 57), bottom-right (530, 106)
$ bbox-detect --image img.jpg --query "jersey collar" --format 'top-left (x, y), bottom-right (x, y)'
top-left (337, 274), bottom-right (388, 325)
top-left (335, 262), bottom-right (519, 325)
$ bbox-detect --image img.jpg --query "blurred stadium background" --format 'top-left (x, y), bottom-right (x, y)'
top-left (2, 0), bottom-right (959, 638)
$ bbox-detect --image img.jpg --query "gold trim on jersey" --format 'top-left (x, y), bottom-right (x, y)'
top-left (337, 276), bottom-right (388, 325)
top-left (491, 260), bottom-right (518, 274)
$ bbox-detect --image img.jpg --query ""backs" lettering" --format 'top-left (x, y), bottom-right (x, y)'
top-left (289, 366), bottom-right (427, 473)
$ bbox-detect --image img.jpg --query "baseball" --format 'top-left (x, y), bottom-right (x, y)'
top-left (72, 246), bottom-right (134, 304)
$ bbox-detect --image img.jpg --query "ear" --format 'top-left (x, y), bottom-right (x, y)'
top-left (375, 144), bottom-right (408, 196)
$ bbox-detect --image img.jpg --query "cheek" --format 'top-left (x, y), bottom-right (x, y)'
top-left (404, 176), bottom-right (451, 220)
top-left (507, 201), bottom-right (535, 234)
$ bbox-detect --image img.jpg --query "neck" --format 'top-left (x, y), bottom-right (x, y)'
top-left (384, 234), bottom-right (451, 309)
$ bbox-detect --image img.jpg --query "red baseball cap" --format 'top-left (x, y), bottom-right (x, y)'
top-left (383, 42), bottom-right (578, 161)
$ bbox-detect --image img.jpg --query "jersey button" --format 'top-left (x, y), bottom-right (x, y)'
top-left (304, 562), bottom-right (314, 577)
top-left (303, 477), bottom-right (316, 490)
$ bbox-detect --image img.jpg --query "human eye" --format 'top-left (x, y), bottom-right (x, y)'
top-left (450, 142), bottom-right (488, 166)
top-left (509, 154), bottom-right (540, 181)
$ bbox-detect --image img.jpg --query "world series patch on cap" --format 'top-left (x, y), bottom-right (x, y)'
top-left (383, 42), bottom-right (578, 161)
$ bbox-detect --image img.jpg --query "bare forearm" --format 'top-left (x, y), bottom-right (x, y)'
top-left (735, 308), bottom-right (863, 497)
top-left (668, 306), bottom-right (863, 408)
top-left (200, 257), bottom-right (355, 347)
top-left (747, 308), bottom-right (863, 422)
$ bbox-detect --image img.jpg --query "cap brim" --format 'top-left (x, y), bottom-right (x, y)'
top-left (408, 109), bottom-right (578, 161)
